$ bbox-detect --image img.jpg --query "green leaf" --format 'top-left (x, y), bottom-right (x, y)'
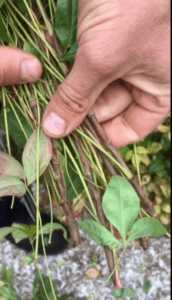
top-left (60, 154), bottom-right (83, 200)
top-left (0, 13), bottom-right (8, 42)
top-left (22, 129), bottom-right (52, 185)
top-left (58, 296), bottom-right (70, 300)
top-left (160, 184), bottom-right (171, 199)
top-left (0, 227), bottom-right (13, 241)
top-left (147, 142), bottom-right (163, 154)
top-left (12, 223), bottom-right (36, 238)
top-left (161, 135), bottom-right (171, 151)
top-left (141, 174), bottom-right (151, 186)
top-left (64, 165), bottom-right (83, 200)
top-left (117, 146), bottom-right (130, 159)
top-left (22, 252), bottom-right (35, 266)
top-left (113, 288), bottom-right (136, 299)
top-left (0, 0), bottom-right (5, 8)
top-left (33, 268), bottom-right (40, 297)
top-left (0, 151), bottom-right (25, 180)
top-left (23, 41), bottom-right (39, 58)
top-left (62, 41), bottom-right (78, 62)
top-left (157, 124), bottom-right (170, 133)
top-left (148, 155), bottom-right (166, 175)
top-left (35, 275), bottom-right (56, 299)
top-left (113, 289), bottom-right (123, 299)
top-left (0, 107), bottom-right (32, 150)
top-left (122, 288), bottom-right (136, 298)
top-left (128, 217), bottom-right (166, 242)
top-left (15, 0), bottom-right (29, 13)
top-left (56, 260), bottom-right (66, 268)
top-left (2, 265), bottom-right (14, 287)
top-left (11, 228), bottom-right (29, 243)
top-left (41, 223), bottom-right (68, 239)
top-left (55, 0), bottom-right (77, 54)
top-left (0, 174), bottom-right (26, 197)
top-left (102, 176), bottom-right (140, 240)
top-left (139, 154), bottom-right (150, 166)
top-left (143, 281), bottom-right (152, 293)
top-left (125, 150), bottom-right (133, 161)
top-left (136, 146), bottom-right (149, 155)
top-left (0, 265), bottom-right (18, 300)
top-left (79, 220), bottom-right (122, 249)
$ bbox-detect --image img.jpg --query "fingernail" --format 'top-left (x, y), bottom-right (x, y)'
top-left (43, 112), bottom-right (66, 136)
top-left (21, 60), bottom-right (42, 82)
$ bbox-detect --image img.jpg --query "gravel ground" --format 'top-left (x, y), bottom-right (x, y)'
top-left (0, 227), bottom-right (170, 300)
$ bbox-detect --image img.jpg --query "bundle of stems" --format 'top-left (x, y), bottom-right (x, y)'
top-left (0, 0), bottom-right (154, 289)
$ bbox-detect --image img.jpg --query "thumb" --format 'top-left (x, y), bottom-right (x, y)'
top-left (42, 50), bottom-right (112, 138)
top-left (0, 46), bottom-right (43, 86)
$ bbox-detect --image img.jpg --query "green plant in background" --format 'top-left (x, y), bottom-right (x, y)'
top-left (142, 280), bottom-right (152, 294)
top-left (118, 117), bottom-right (171, 229)
top-left (0, 264), bottom-right (74, 300)
top-left (0, 264), bottom-right (18, 300)
top-left (113, 280), bottom-right (152, 299)
top-left (32, 268), bottom-right (70, 300)
top-left (113, 288), bottom-right (136, 300)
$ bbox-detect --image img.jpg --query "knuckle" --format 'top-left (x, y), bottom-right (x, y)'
top-left (57, 83), bottom-right (90, 114)
top-left (81, 44), bottom-right (114, 76)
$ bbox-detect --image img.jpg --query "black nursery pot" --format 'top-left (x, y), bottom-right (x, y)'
top-left (0, 196), bottom-right (70, 255)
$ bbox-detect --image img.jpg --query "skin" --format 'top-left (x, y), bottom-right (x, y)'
top-left (0, 0), bottom-right (170, 149)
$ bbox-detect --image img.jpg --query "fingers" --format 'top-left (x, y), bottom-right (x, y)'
top-left (92, 82), bottom-right (132, 123)
top-left (101, 88), bottom-right (170, 148)
top-left (0, 47), bottom-right (43, 86)
top-left (42, 48), bottom-right (114, 138)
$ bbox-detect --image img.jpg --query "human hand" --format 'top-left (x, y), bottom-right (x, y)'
top-left (0, 46), bottom-right (42, 87)
top-left (42, 0), bottom-right (170, 148)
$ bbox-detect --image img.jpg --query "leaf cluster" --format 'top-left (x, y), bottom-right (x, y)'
top-left (118, 118), bottom-right (171, 227)
top-left (0, 264), bottom-right (75, 300)
top-left (80, 176), bottom-right (166, 250)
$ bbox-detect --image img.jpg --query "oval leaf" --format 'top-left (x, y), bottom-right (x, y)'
top-left (12, 229), bottom-right (29, 243)
top-left (79, 220), bottom-right (122, 249)
top-left (128, 217), bottom-right (166, 242)
top-left (0, 174), bottom-right (26, 197)
top-left (22, 129), bottom-right (52, 185)
top-left (136, 146), bottom-right (149, 155)
top-left (55, 0), bottom-right (77, 54)
top-left (102, 176), bottom-right (140, 240)
top-left (12, 223), bottom-right (36, 240)
top-left (41, 223), bottom-right (68, 239)
top-left (0, 151), bottom-right (25, 180)
top-left (0, 107), bottom-right (32, 150)
top-left (0, 227), bottom-right (14, 241)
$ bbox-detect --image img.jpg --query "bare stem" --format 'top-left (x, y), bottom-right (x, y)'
top-left (51, 141), bottom-right (82, 247)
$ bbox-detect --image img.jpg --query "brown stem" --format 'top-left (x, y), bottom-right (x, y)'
top-left (73, 133), bottom-right (119, 287)
top-left (139, 237), bottom-right (150, 250)
top-left (87, 111), bottom-right (154, 217)
top-left (51, 141), bottom-right (81, 247)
